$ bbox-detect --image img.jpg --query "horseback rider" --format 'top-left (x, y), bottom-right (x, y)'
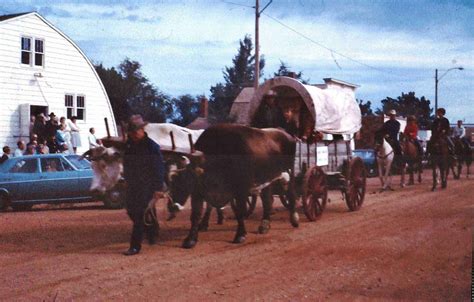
top-left (431, 108), bottom-right (455, 154)
top-left (452, 120), bottom-right (471, 151)
top-left (381, 109), bottom-right (402, 163)
top-left (403, 115), bottom-right (424, 156)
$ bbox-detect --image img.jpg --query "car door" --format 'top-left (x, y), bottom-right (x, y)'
top-left (6, 157), bottom-right (41, 201)
top-left (64, 155), bottom-right (93, 198)
top-left (39, 156), bottom-right (78, 201)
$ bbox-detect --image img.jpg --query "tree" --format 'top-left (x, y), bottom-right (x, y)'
top-left (95, 63), bottom-right (130, 123)
top-left (357, 99), bottom-right (374, 117)
top-left (209, 35), bottom-right (265, 123)
top-left (171, 94), bottom-right (201, 126)
top-left (95, 58), bottom-right (172, 123)
top-left (273, 60), bottom-right (309, 84)
top-left (375, 92), bottom-right (433, 129)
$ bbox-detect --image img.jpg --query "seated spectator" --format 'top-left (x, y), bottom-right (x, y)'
top-left (38, 142), bottom-right (49, 154)
top-left (14, 140), bottom-right (26, 157)
top-left (25, 143), bottom-right (37, 155)
top-left (0, 146), bottom-right (11, 164)
top-left (47, 135), bottom-right (59, 154)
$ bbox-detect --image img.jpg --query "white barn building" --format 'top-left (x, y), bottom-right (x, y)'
top-left (0, 12), bottom-right (117, 154)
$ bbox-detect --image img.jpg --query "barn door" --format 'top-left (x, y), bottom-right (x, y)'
top-left (19, 103), bottom-right (31, 140)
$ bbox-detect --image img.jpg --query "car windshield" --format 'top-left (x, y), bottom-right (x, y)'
top-left (66, 155), bottom-right (91, 170)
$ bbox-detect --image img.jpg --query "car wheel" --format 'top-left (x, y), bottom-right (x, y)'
top-left (103, 188), bottom-right (125, 209)
top-left (0, 193), bottom-right (10, 211)
top-left (11, 204), bottom-right (33, 211)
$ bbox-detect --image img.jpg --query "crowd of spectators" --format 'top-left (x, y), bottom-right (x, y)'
top-left (0, 112), bottom-right (102, 164)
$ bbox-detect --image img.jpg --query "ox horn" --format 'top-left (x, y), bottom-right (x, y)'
top-left (80, 149), bottom-right (93, 160)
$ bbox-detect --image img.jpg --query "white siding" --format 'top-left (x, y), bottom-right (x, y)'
top-left (0, 13), bottom-right (117, 154)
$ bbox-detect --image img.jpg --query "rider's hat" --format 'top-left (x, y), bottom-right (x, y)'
top-left (388, 109), bottom-right (396, 116)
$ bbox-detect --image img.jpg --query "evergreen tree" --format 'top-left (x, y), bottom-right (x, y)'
top-left (273, 60), bottom-right (309, 84)
top-left (209, 35), bottom-right (265, 123)
top-left (171, 94), bottom-right (201, 126)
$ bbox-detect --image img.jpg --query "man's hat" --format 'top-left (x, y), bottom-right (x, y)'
top-left (127, 114), bottom-right (148, 132)
top-left (388, 109), bottom-right (397, 116)
top-left (49, 112), bottom-right (56, 117)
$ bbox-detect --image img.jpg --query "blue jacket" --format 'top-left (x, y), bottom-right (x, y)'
top-left (123, 133), bottom-right (164, 206)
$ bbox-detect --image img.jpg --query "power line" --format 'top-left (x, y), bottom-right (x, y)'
top-left (262, 12), bottom-right (401, 76)
top-left (221, 0), bottom-right (254, 9)
top-left (221, 0), bottom-right (433, 81)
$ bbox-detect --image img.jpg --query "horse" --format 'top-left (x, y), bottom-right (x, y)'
top-left (374, 131), bottom-right (395, 191)
top-left (399, 133), bottom-right (423, 185)
top-left (452, 137), bottom-right (472, 179)
top-left (427, 135), bottom-right (450, 191)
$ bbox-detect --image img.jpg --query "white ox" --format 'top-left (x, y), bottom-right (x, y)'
top-left (85, 123), bottom-right (204, 194)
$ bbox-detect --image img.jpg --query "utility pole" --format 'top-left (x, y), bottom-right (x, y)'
top-left (254, 0), bottom-right (260, 90)
top-left (254, 0), bottom-right (272, 90)
top-left (434, 67), bottom-right (463, 113)
top-left (435, 69), bottom-right (438, 113)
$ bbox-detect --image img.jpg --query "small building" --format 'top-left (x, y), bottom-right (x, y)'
top-left (229, 87), bottom-right (255, 125)
top-left (0, 12), bottom-right (117, 153)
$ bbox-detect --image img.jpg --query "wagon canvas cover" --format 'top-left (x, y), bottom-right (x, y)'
top-left (248, 76), bottom-right (362, 135)
top-left (304, 84), bottom-right (361, 135)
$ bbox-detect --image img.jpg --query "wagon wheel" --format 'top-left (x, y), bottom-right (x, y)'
top-left (344, 157), bottom-right (367, 211)
top-left (302, 166), bottom-right (328, 221)
top-left (230, 195), bottom-right (258, 218)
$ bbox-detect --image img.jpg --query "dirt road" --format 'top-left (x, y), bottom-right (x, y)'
top-left (0, 173), bottom-right (472, 301)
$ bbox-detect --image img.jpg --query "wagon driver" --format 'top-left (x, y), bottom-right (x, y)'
top-left (123, 115), bottom-right (165, 256)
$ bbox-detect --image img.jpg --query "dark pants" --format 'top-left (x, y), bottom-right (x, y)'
top-left (127, 203), bottom-right (158, 250)
top-left (126, 184), bottom-right (160, 249)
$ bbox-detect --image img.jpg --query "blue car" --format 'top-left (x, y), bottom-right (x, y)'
top-left (0, 154), bottom-right (124, 211)
top-left (352, 149), bottom-right (378, 177)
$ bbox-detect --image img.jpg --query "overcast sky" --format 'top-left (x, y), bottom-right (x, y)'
top-left (2, 0), bottom-right (473, 122)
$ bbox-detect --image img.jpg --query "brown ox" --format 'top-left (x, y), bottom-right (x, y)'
top-left (182, 124), bottom-right (299, 249)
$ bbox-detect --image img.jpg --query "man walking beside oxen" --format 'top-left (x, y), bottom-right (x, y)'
top-left (123, 115), bottom-right (165, 256)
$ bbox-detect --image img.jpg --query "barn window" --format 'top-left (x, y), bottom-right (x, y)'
top-left (64, 94), bottom-right (86, 120)
top-left (34, 39), bottom-right (44, 67)
top-left (65, 94), bottom-right (74, 119)
top-left (21, 37), bottom-right (32, 65)
top-left (76, 95), bottom-right (85, 121)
